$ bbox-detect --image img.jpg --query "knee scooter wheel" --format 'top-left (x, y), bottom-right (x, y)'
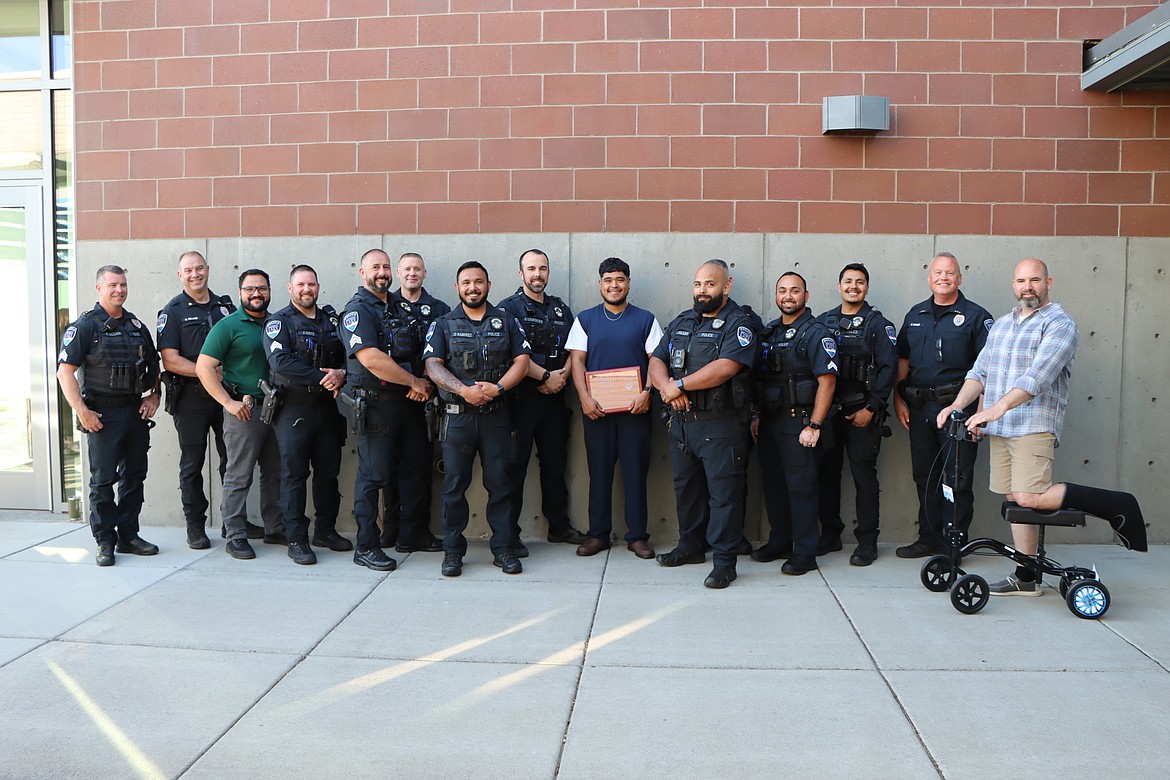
top-left (950, 574), bottom-right (990, 614)
top-left (921, 555), bottom-right (959, 592)
top-left (1066, 580), bottom-right (1110, 619)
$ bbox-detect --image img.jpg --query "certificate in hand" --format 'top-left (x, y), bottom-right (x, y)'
top-left (585, 366), bottom-right (643, 413)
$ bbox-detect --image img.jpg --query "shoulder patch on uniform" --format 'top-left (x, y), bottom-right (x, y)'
top-left (62, 326), bottom-right (77, 346)
top-left (953, 313), bottom-right (965, 327)
top-left (984, 318), bottom-right (993, 332)
top-left (342, 311), bottom-right (359, 332)
top-left (156, 313), bottom-right (167, 333)
top-left (736, 326), bottom-right (753, 347)
top-left (265, 320), bottom-right (281, 339)
top-left (821, 337), bottom-right (837, 358)
top-left (425, 321), bottom-right (437, 341)
top-left (885, 325), bottom-right (897, 345)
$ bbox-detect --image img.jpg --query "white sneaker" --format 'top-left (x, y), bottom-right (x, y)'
top-left (988, 575), bottom-right (1042, 597)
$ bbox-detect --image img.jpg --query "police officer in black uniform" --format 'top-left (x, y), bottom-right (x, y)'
top-left (424, 261), bottom-right (532, 577)
top-left (893, 252), bottom-right (994, 558)
top-left (57, 265), bottom-right (161, 566)
top-left (339, 249), bottom-right (436, 572)
top-left (157, 250), bottom-right (252, 550)
top-left (751, 271), bottom-right (838, 576)
top-left (379, 251), bottom-right (448, 553)
top-left (649, 259), bottom-right (756, 590)
top-left (500, 249), bottom-right (588, 555)
top-left (262, 265), bottom-right (351, 566)
top-left (815, 263), bottom-right (898, 566)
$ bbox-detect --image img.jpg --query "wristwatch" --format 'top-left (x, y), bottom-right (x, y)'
top-left (539, 370), bottom-right (551, 384)
top-left (808, 420), bottom-right (822, 430)
top-left (495, 382), bottom-right (505, 395)
top-left (676, 378), bottom-right (685, 391)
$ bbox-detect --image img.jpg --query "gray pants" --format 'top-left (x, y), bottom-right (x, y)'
top-left (220, 409), bottom-right (282, 540)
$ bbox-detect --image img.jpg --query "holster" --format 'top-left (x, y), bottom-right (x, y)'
top-left (258, 380), bottom-right (282, 426)
top-left (338, 391), bottom-right (368, 435)
top-left (162, 373), bottom-right (183, 415)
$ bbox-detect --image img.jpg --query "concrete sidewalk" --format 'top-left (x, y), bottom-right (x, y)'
top-left (1, 519), bottom-right (1167, 779)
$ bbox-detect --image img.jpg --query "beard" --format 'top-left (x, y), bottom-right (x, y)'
top-left (603, 290), bottom-right (628, 306)
top-left (461, 296), bottom-right (487, 310)
top-left (366, 275), bottom-right (391, 294)
top-left (1018, 292), bottom-right (1045, 310)
top-left (242, 296), bottom-right (268, 315)
top-left (692, 291), bottom-right (725, 315)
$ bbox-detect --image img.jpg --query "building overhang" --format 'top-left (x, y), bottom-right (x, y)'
top-left (1082, 2), bottom-right (1170, 91)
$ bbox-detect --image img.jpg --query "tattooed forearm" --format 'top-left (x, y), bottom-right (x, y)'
top-left (425, 358), bottom-right (468, 396)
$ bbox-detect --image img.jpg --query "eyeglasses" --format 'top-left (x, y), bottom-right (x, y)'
top-left (241, 286), bottom-right (270, 294)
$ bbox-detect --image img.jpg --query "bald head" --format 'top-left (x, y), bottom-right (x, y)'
top-left (1013, 258), bottom-right (1051, 311)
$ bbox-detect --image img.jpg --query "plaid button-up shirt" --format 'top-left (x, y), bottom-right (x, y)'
top-left (967, 301), bottom-right (1078, 442)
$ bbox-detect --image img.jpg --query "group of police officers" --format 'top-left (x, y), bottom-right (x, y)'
top-left (59, 249), bottom-right (994, 589)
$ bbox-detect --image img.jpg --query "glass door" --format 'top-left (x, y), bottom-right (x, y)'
top-left (0, 184), bottom-right (52, 509)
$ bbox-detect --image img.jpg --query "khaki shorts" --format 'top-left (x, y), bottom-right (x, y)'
top-left (988, 433), bottom-right (1055, 495)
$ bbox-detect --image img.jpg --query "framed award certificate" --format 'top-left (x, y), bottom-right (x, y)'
top-left (585, 366), bottom-right (643, 413)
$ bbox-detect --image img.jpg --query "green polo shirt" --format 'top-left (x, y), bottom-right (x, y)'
top-left (200, 307), bottom-right (269, 397)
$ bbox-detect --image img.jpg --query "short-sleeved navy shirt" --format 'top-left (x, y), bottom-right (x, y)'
top-left (156, 290), bottom-right (236, 362)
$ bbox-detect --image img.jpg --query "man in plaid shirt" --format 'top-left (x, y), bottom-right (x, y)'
top-left (938, 258), bottom-right (1079, 596)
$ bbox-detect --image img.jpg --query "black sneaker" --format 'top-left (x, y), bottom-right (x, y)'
top-left (512, 543), bottom-right (530, 559)
top-left (226, 539), bottom-right (256, 560)
top-left (849, 544), bottom-right (878, 567)
top-left (186, 521), bottom-right (210, 550)
top-left (781, 554), bottom-right (818, 576)
top-left (750, 542), bottom-right (792, 563)
top-left (354, 547), bottom-right (397, 572)
top-left (547, 527), bottom-right (589, 545)
top-left (656, 548), bottom-right (706, 567)
top-left (95, 542), bottom-right (115, 567)
top-left (493, 552), bottom-right (523, 575)
top-left (703, 566), bottom-right (737, 589)
top-left (263, 530), bottom-right (289, 546)
top-left (816, 536), bottom-right (843, 556)
top-left (288, 540), bottom-right (317, 566)
top-left (895, 541), bottom-right (940, 559)
top-left (395, 537), bottom-right (443, 553)
top-left (116, 536), bottom-right (159, 556)
top-left (441, 552), bottom-right (463, 577)
top-left (312, 528), bottom-right (354, 552)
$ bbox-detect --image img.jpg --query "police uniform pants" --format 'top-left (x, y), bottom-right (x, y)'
top-left (380, 403), bottom-right (434, 546)
top-left (440, 410), bottom-right (515, 556)
top-left (818, 415), bottom-right (884, 546)
top-left (220, 408), bottom-right (282, 541)
top-left (508, 390), bottom-right (572, 539)
top-left (273, 398), bottom-right (344, 543)
top-left (86, 403), bottom-right (150, 545)
top-left (666, 414), bottom-right (748, 567)
top-left (355, 399), bottom-right (433, 550)
top-left (757, 414), bottom-right (830, 557)
top-left (582, 411), bottom-right (652, 543)
top-left (907, 399), bottom-right (978, 548)
top-left (171, 390), bottom-right (226, 524)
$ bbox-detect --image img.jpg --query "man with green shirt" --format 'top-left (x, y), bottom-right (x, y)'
top-left (196, 269), bottom-right (283, 559)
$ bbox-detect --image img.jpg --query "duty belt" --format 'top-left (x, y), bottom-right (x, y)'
top-left (85, 393), bottom-right (140, 409)
top-left (444, 400), bottom-right (504, 415)
top-left (280, 386), bottom-right (332, 404)
top-left (673, 407), bottom-right (742, 423)
top-left (902, 381), bottom-right (963, 408)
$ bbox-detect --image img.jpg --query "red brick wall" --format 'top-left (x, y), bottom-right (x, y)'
top-left (73, 0), bottom-right (1170, 240)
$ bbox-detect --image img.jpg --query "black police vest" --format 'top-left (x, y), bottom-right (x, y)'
top-left (667, 311), bottom-right (748, 412)
top-left (439, 311), bottom-right (512, 402)
top-left (828, 308), bottom-right (880, 394)
top-left (81, 309), bottom-right (157, 396)
top-left (273, 306), bottom-right (345, 391)
top-left (759, 319), bottom-right (817, 412)
top-left (518, 294), bottom-right (570, 371)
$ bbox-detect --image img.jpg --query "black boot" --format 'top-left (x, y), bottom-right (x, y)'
top-left (186, 520), bottom-right (210, 550)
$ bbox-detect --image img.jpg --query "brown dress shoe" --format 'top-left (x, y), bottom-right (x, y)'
top-left (576, 537), bottom-right (611, 557)
top-left (626, 540), bottom-right (655, 559)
